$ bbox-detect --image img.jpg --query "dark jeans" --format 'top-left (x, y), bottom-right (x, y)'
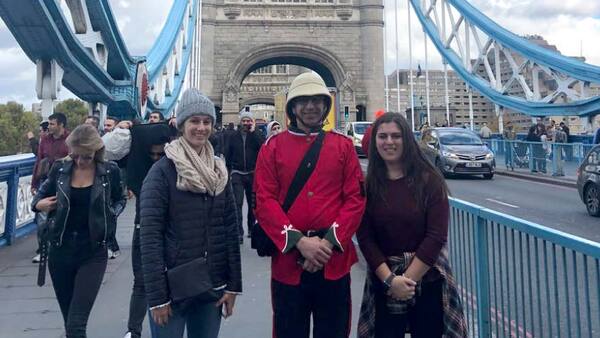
top-left (231, 173), bottom-right (255, 237)
top-left (127, 226), bottom-right (148, 337)
top-left (48, 233), bottom-right (107, 338)
top-left (149, 299), bottom-right (223, 338)
top-left (271, 271), bottom-right (351, 338)
top-left (374, 278), bottom-right (444, 338)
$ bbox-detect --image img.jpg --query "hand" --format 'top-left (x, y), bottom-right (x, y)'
top-left (127, 189), bottom-right (134, 200)
top-left (302, 258), bottom-right (322, 273)
top-left (30, 187), bottom-right (37, 195)
top-left (388, 275), bottom-right (417, 301)
top-left (169, 117), bottom-right (177, 127)
top-left (26, 131), bottom-right (35, 140)
top-left (296, 237), bottom-right (332, 267)
top-left (35, 196), bottom-right (57, 213)
top-left (151, 304), bottom-right (172, 326)
top-left (216, 293), bottom-right (237, 318)
top-left (249, 123), bottom-right (255, 132)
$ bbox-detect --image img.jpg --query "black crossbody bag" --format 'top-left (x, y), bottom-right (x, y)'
top-left (251, 130), bottom-right (326, 257)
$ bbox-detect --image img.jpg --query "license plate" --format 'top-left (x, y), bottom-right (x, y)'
top-left (466, 162), bottom-right (482, 168)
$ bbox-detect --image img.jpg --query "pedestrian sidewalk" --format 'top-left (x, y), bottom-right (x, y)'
top-left (494, 153), bottom-right (578, 188)
top-left (0, 201), bottom-right (367, 338)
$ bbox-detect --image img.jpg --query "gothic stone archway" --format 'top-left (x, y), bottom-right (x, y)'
top-left (195, 0), bottom-right (384, 123)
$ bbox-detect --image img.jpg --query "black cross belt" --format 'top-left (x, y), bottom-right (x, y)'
top-left (37, 240), bottom-right (48, 287)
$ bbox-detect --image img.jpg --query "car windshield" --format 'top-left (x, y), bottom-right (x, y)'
top-left (353, 123), bottom-right (370, 135)
top-left (439, 131), bottom-right (483, 145)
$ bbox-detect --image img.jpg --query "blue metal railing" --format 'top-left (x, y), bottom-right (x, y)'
top-left (486, 139), bottom-right (596, 178)
top-left (449, 198), bottom-right (600, 337)
top-left (0, 154), bottom-right (36, 247)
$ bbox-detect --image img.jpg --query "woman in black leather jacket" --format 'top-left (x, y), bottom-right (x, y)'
top-left (32, 124), bottom-right (126, 338)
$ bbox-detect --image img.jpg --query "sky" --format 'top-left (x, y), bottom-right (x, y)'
top-left (0, 0), bottom-right (599, 108)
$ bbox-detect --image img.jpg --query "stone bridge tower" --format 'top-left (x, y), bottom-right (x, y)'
top-left (190, 0), bottom-right (384, 125)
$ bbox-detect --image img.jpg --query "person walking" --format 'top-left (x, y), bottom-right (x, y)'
top-left (254, 72), bottom-right (366, 338)
top-left (122, 123), bottom-right (172, 338)
top-left (526, 124), bottom-right (543, 173)
top-left (31, 113), bottom-right (70, 263)
top-left (552, 126), bottom-right (567, 176)
top-left (225, 109), bottom-right (265, 241)
top-left (31, 124), bottom-right (126, 338)
top-left (140, 88), bottom-right (241, 338)
top-left (266, 120), bottom-right (282, 138)
top-left (356, 113), bottom-right (466, 338)
top-left (502, 121), bottom-right (517, 170)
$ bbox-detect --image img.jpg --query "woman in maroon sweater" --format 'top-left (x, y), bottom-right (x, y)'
top-left (357, 113), bottom-right (466, 338)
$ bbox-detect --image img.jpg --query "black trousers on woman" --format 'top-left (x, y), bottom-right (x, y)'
top-left (48, 232), bottom-right (107, 338)
top-left (127, 226), bottom-right (148, 338)
top-left (374, 278), bottom-right (444, 338)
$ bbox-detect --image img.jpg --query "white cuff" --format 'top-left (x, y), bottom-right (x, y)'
top-left (149, 301), bottom-right (171, 310)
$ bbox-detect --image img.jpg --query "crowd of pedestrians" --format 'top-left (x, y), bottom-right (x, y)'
top-left (29, 72), bottom-right (466, 338)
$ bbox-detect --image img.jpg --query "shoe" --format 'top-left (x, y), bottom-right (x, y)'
top-left (108, 249), bottom-right (120, 259)
top-left (123, 333), bottom-right (132, 338)
top-left (32, 254), bottom-right (41, 263)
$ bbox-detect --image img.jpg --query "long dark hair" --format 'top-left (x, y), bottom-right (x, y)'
top-left (366, 113), bottom-right (449, 210)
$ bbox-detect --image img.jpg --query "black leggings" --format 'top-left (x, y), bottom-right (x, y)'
top-left (127, 227), bottom-right (147, 337)
top-left (48, 234), bottom-right (107, 338)
top-left (374, 278), bottom-right (444, 338)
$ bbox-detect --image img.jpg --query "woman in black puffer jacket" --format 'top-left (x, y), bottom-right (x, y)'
top-left (140, 88), bottom-right (242, 338)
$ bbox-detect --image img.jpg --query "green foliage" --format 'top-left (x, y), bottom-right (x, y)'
top-left (0, 102), bottom-right (41, 156)
top-left (55, 99), bottom-right (88, 130)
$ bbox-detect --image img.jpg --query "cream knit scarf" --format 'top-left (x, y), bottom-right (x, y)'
top-left (164, 137), bottom-right (228, 196)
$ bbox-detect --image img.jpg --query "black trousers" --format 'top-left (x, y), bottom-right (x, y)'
top-left (48, 233), bottom-right (107, 338)
top-left (127, 226), bottom-right (147, 337)
top-left (374, 278), bottom-right (444, 338)
top-left (271, 271), bottom-right (351, 338)
top-left (231, 173), bottom-right (255, 237)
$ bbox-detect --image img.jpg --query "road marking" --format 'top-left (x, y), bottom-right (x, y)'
top-left (485, 198), bottom-right (520, 209)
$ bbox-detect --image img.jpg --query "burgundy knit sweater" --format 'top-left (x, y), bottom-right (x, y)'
top-left (357, 176), bottom-right (449, 271)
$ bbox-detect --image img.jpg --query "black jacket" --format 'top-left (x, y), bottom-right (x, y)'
top-left (31, 160), bottom-right (126, 247)
top-left (139, 157), bottom-right (242, 308)
top-left (225, 130), bottom-right (265, 172)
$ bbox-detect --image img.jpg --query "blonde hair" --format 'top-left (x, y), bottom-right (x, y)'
top-left (66, 124), bottom-right (106, 162)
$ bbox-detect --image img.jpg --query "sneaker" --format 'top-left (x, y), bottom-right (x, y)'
top-left (32, 253), bottom-right (41, 263)
top-left (108, 249), bottom-right (120, 259)
top-left (123, 333), bottom-right (132, 338)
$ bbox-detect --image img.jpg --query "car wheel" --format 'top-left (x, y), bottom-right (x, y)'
top-left (483, 173), bottom-right (494, 180)
top-left (584, 184), bottom-right (600, 217)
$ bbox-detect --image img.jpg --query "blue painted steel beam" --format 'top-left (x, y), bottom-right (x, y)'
top-left (447, 0), bottom-right (600, 83)
top-left (146, 0), bottom-right (198, 117)
top-left (410, 0), bottom-right (600, 117)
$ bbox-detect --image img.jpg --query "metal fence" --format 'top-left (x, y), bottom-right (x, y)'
top-left (0, 154), bottom-right (36, 247)
top-left (487, 139), bottom-right (596, 178)
top-left (449, 198), bottom-right (600, 337)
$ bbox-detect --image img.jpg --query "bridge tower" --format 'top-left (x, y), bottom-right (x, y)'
top-left (190, 0), bottom-right (384, 124)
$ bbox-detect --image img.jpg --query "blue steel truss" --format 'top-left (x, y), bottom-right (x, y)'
top-left (0, 0), bottom-right (198, 120)
top-left (410, 0), bottom-right (600, 117)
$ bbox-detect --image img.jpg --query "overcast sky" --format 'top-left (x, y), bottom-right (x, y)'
top-left (0, 0), bottom-right (599, 108)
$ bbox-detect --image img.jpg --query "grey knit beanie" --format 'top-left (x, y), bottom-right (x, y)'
top-left (239, 110), bottom-right (254, 121)
top-left (176, 88), bottom-right (216, 129)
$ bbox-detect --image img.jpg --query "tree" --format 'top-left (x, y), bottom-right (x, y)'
top-left (55, 98), bottom-right (88, 130)
top-left (0, 102), bottom-right (41, 156)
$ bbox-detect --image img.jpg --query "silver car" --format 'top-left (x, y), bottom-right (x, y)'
top-left (421, 128), bottom-right (495, 179)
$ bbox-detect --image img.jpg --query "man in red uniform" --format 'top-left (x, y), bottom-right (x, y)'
top-left (254, 72), bottom-right (366, 338)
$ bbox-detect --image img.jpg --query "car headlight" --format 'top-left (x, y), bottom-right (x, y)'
top-left (442, 151), bottom-right (459, 159)
top-left (485, 153), bottom-right (494, 160)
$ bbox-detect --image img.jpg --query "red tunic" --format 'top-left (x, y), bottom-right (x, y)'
top-left (254, 129), bottom-right (366, 285)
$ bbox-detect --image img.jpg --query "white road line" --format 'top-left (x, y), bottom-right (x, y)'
top-left (485, 198), bottom-right (520, 209)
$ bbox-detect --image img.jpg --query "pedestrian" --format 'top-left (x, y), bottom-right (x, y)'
top-left (140, 88), bottom-right (241, 338)
top-left (559, 121), bottom-right (572, 161)
top-left (356, 113), bottom-right (467, 338)
top-left (254, 72), bottom-right (366, 338)
top-left (361, 109), bottom-right (386, 158)
top-left (526, 124), bottom-right (542, 173)
top-left (225, 108), bottom-right (265, 241)
top-left (83, 115), bottom-right (100, 131)
top-left (31, 124), bottom-right (126, 338)
top-left (122, 123), bottom-right (172, 338)
top-left (539, 124), bottom-right (549, 174)
top-left (147, 110), bottom-right (165, 123)
top-left (104, 116), bottom-right (120, 134)
top-left (266, 120), bottom-right (282, 138)
top-left (479, 122), bottom-right (492, 139)
top-left (552, 126), bottom-right (567, 176)
top-left (31, 112), bottom-right (70, 263)
top-left (502, 121), bottom-right (517, 170)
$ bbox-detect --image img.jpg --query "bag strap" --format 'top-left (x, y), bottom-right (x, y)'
top-left (281, 130), bottom-right (326, 212)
